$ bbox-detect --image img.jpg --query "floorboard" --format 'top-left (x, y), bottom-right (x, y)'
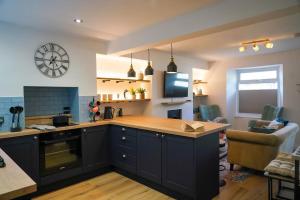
top-left (34, 171), bottom-right (270, 200)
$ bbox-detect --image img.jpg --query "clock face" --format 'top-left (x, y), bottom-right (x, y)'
top-left (34, 43), bottom-right (70, 78)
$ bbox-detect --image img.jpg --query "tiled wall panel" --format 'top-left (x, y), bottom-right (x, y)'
top-left (0, 97), bottom-right (24, 131)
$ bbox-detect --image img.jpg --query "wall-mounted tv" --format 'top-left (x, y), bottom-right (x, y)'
top-left (163, 71), bottom-right (189, 98)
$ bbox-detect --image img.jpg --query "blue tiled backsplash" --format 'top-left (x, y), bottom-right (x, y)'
top-left (0, 89), bottom-right (95, 132)
top-left (24, 87), bottom-right (78, 117)
top-left (79, 96), bottom-right (96, 122)
top-left (0, 97), bottom-right (25, 132)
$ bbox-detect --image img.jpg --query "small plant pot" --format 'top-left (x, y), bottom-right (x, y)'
top-left (140, 93), bottom-right (145, 99)
top-left (131, 95), bottom-right (136, 100)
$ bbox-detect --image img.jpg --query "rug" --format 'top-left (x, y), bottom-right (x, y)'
top-left (220, 158), bottom-right (253, 183)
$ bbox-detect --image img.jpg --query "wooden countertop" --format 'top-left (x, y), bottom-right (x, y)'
top-left (0, 116), bottom-right (230, 139)
top-left (0, 148), bottom-right (36, 200)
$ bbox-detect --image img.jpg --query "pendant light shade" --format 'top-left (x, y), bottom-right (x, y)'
top-left (127, 53), bottom-right (136, 77)
top-left (167, 43), bottom-right (177, 73)
top-left (145, 49), bottom-right (154, 75)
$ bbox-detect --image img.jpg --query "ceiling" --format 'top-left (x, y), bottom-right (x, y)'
top-left (0, 0), bottom-right (220, 41)
top-left (155, 13), bottom-right (300, 61)
top-left (1, 0), bottom-right (299, 61)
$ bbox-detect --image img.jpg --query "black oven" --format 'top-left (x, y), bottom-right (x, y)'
top-left (39, 129), bottom-right (82, 177)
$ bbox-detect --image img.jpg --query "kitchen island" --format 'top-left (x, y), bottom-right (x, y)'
top-left (0, 116), bottom-right (230, 200)
top-left (0, 148), bottom-right (36, 200)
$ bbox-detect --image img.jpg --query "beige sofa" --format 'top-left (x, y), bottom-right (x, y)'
top-left (227, 122), bottom-right (299, 171)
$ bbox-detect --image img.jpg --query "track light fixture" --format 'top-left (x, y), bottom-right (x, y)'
top-left (239, 39), bottom-right (274, 53)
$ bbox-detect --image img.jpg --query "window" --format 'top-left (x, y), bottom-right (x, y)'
top-left (236, 65), bottom-right (282, 117)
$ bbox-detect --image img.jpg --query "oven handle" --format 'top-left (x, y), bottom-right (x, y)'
top-left (40, 135), bottom-right (81, 145)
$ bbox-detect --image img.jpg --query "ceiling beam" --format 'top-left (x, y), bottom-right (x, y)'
top-left (107, 0), bottom-right (300, 55)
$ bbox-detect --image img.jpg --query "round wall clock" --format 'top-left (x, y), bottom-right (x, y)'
top-left (34, 43), bottom-right (70, 78)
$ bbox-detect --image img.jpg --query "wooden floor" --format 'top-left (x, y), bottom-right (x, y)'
top-left (214, 173), bottom-right (268, 200)
top-left (34, 171), bottom-right (269, 200)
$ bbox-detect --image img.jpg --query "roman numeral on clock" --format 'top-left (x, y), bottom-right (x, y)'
top-left (60, 65), bottom-right (68, 71)
top-left (43, 45), bottom-right (48, 52)
top-left (49, 43), bottom-right (54, 51)
top-left (35, 57), bottom-right (44, 62)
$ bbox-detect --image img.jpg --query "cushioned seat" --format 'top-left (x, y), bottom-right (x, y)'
top-left (198, 105), bottom-right (227, 123)
top-left (227, 123), bottom-right (299, 171)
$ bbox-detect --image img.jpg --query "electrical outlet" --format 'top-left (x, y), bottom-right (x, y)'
top-left (0, 116), bottom-right (4, 126)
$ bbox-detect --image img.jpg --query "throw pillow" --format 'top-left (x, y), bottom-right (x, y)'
top-left (268, 119), bottom-right (284, 129)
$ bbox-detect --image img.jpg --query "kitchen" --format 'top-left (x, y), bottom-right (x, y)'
top-left (0, 2), bottom-right (226, 200)
top-left (0, 26), bottom-right (227, 200)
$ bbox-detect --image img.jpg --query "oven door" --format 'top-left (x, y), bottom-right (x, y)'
top-left (39, 131), bottom-right (82, 177)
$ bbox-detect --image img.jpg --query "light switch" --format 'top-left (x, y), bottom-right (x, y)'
top-left (0, 116), bottom-right (4, 126)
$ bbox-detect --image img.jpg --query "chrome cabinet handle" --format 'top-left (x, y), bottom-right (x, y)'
top-left (33, 136), bottom-right (38, 140)
top-left (122, 127), bottom-right (126, 131)
top-left (122, 136), bottom-right (126, 140)
top-left (156, 133), bottom-right (160, 137)
top-left (82, 129), bottom-right (86, 133)
top-left (59, 166), bottom-right (66, 170)
top-left (161, 134), bottom-right (165, 138)
top-left (122, 154), bottom-right (126, 158)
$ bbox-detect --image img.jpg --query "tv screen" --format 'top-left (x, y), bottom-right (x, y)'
top-left (164, 72), bottom-right (189, 98)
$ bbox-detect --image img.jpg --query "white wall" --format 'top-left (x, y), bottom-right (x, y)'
top-left (0, 22), bottom-right (107, 97)
top-left (133, 50), bottom-right (208, 120)
top-left (0, 22), bottom-right (208, 121)
top-left (206, 48), bottom-right (300, 144)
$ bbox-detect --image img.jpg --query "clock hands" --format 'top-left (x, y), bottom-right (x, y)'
top-left (43, 58), bottom-right (67, 63)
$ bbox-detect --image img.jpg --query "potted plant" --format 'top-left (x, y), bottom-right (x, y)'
top-left (129, 88), bottom-right (136, 100)
top-left (136, 87), bottom-right (146, 99)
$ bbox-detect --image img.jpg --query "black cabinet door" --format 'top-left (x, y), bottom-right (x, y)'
top-left (0, 135), bottom-right (39, 183)
top-left (82, 126), bottom-right (110, 172)
top-left (137, 130), bottom-right (162, 184)
top-left (162, 134), bottom-right (196, 197)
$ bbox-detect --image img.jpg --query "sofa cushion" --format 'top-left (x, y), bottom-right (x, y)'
top-left (249, 126), bottom-right (277, 134)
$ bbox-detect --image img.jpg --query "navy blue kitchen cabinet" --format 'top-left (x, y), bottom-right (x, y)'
top-left (82, 126), bottom-right (110, 172)
top-left (110, 125), bottom-right (137, 174)
top-left (0, 135), bottom-right (39, 183)
top-left (137, 130), bottom-right (162, 184)
top-left (136, 129), bottom-right (219, 200)
top-left (137, 131), bottom-right (196, 198)
top-left (162, 134), bottom-right (196, 198)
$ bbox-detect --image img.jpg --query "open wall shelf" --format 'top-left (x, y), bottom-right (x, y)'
top-left (100, 98), bottom-right (151, 104)
top-left (97, 77), bottom-right (151, 83)
top-left (193, 80), bottom-right (207, 85)
top-left (193, 94), bottom-right (208, 97)
top-left (161, 100), bottom-right (191, 105)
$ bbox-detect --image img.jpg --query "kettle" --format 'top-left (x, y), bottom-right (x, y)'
top-left (104, 106), bottom-right (115, 119)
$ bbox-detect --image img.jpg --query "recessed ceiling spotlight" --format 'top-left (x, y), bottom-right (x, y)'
top-left (73, 18), bottom-right (83, 24)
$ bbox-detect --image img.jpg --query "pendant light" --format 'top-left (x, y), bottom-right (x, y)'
top-left (167, 43), bottom-right (177, 73)
top-left (145, 49), bottom-right (154, 75)
top-left (127, 53), bottom-right (136, 77)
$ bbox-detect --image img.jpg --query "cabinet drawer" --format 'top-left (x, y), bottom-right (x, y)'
top-left (110, 126), bottom-right (137, 138)
top-left (112, 148), bottom-right (137, 174)
top-left (111, 132), bottom-right (137, 149)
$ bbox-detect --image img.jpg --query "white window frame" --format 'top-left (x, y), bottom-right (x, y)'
top-left (235, 64), bottom-right (283, 118)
